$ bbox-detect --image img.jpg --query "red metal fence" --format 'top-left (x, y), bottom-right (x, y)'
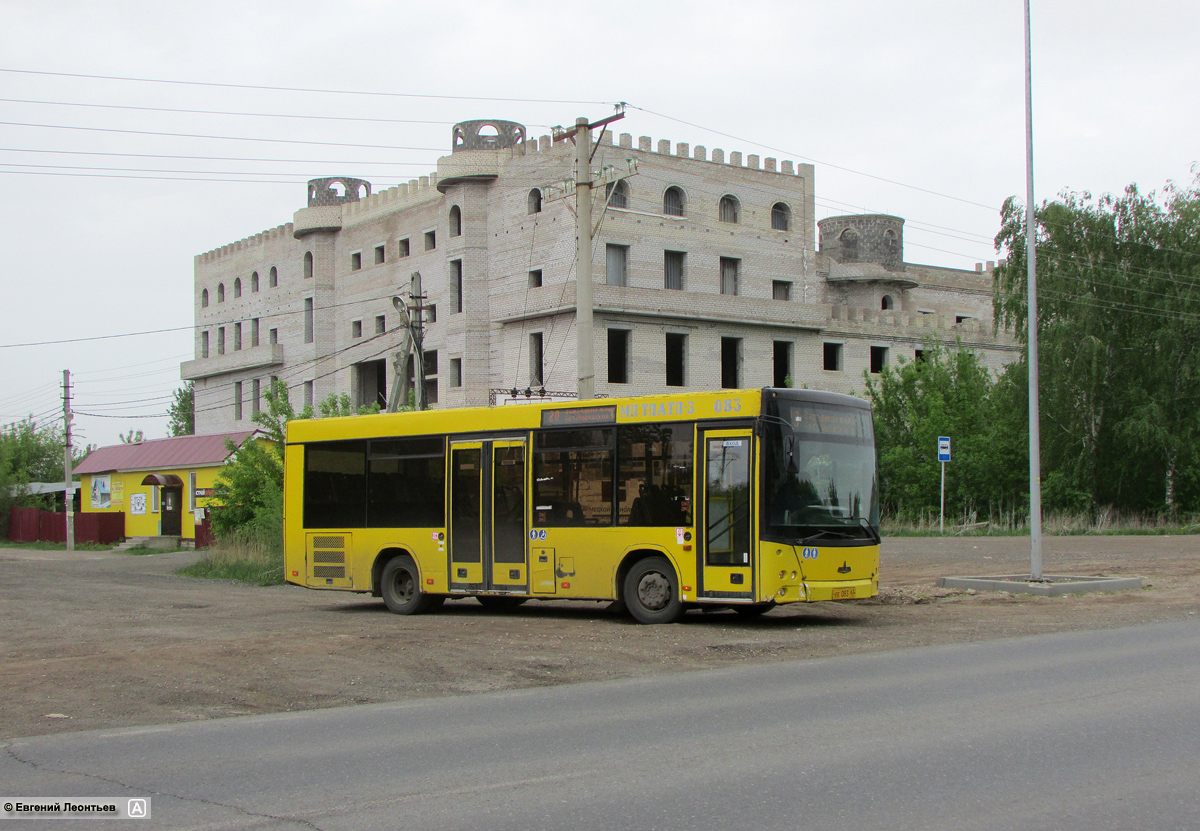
top-left (7, 508), bottom-right (124, 545)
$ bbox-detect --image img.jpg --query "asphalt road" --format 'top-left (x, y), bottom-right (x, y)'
top-left (4, 619), bottom-right (1198, 830)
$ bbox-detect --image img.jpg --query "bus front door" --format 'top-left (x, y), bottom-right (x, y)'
top-left (449, 439), bottom-right (529, 595)
top-left (699, 430), bottom-right (755, 602)
top-left (449, 442), bottom-right (484, 591)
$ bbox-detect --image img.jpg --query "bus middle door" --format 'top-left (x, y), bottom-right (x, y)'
top-left (489, 440), bottom-right (528, 593)
top-left (449, 441), bottom-right (485, 592)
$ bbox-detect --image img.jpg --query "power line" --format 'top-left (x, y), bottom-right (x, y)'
top-left (0, 67), bottom-right (617, 107)
top-left (0, 97), bottom-right (464, 127)
top-left (0, 121), bottom-right (444, 152)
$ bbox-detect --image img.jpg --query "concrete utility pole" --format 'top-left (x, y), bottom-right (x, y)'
top-left (574, 116), bottom-right (595, 400)
top-left (387, 272), bottom-right (428, 412)
top-left (547, 107), bottom-right (630, 401)
top-left (62, 369), bottom-right (74, 552)
top-left (1024, 0), bottom-right (1044, 580)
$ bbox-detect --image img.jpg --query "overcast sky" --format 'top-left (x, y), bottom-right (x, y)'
top-left (2, 0), bottom-right (1196, 449)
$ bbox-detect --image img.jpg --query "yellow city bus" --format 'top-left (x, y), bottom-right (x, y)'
top-left (283, 387), bottom-right (879, 623)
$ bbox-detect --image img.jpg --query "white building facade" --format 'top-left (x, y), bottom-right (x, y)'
top-left (183, 119), bottom-right (1016, 432)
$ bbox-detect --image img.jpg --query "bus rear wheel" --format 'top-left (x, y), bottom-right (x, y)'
top-left (624, 556), bottom-right (685, 624)
top-left (380, 556), bottom-right (440, 615)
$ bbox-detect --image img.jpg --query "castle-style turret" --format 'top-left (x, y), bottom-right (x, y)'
top-left (818, 214), bottom-right (905, 272)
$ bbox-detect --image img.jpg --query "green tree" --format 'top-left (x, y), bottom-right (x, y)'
top-left (119, 429), bottom-right (144, 444)
top-left (864, 340), bottom-right (1026, 522)
top-left (208, 380), bottom-right (380, 545)
top-left (0, 418), bottom-right (83, 533)
top-left (167, 383), bottom-right (195, 437)
top-left (994, 176), bottom-right (1200, 513)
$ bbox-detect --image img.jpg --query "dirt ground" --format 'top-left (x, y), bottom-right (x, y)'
top-left (2, 535), bottom-right (1198, 741)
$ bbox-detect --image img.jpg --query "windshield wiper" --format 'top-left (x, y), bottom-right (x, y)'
top-left (800, 528), bottom-right (855, 544)
top-left (856, 516), bottom-right (881, 544)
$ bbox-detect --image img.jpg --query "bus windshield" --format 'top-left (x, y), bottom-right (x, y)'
top-left (761, 396), bottom-right (879, 544)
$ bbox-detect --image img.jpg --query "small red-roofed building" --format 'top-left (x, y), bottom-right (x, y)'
top-left (74, 431), bottom-right (260, 545)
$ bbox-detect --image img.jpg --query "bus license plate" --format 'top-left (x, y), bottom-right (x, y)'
top-left (831, 587), bottom-right (855, 599)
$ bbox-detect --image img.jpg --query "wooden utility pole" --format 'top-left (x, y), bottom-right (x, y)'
top-left (62, 369), bottom-right (74, 552)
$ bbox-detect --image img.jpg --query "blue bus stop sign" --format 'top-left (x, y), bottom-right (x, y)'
top-left (938, 436), bottom-right (951, 463)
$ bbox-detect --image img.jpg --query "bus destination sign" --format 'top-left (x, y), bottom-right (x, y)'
top-left (541, 405), bottom-right (618, 428)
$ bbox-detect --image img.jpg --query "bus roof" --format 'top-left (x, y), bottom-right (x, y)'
top-left (286, 388), bottom-right (868, 444)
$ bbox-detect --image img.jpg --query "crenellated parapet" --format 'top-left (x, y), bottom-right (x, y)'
top-left (195, 223), bottom-right (294, 263)
top-left (493, 124), bottom-right (807, 179)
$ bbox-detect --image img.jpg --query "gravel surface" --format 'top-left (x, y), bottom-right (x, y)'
top-left (2, 535), bottom-right (1197, 741)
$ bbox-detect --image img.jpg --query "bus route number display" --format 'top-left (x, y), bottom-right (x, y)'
top-left (541, 405), bottom-right (617, 427)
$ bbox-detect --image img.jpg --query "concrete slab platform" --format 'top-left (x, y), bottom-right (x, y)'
top-left (935, 574), bottom-right (1144, 596)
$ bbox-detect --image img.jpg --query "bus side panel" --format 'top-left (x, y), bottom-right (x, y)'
top-left (283, 444), bottom-right (306, 587)
top-left (531, 527), bottom-right (690, 600)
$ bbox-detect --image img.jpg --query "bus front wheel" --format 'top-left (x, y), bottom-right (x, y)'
top-left (380, 556), bottom-right (440, 615)
top-left (624, 556), bottom-right (685, 624)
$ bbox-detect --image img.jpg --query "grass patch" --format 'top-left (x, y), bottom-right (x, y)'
top-left (0, 540), bottom-right (113, 551)
top-left (882, 510), bottom-right (1200, 537)
top-left (178, 533), bottom-right (284, 586)
top-left (124, 543), bottom-right (187, 555)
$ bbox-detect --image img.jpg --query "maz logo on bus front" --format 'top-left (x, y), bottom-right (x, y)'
top-left (801, 547), bottom-right (820, 560)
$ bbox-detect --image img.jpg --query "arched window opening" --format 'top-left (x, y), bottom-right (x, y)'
top-left (771, 202), bottom-right (790, 231)
top-left (449, 205), bottom-right (462, 237)
top-left (233, 277), bottom-right (242, 298)
top-left (201, 289), bottom-right (209, 308)
top-left (606, 180), bottom-right (628, 209)
top-left (527, 188), bottom-right (542, 214)
top-left (269, 266), bottom-right (278, 287)
top-left (251, 271), bottom-right (259, 292)
top-left (303, 251), bottom-right (314, 280)
top-left (663, 186), bottom-right (685, 217)
top-left (839, 228), bottom-right (859, 262)
top-left (719, 195), bottom-right (740, 223)
top-left (217, 283), bottom-right (225, 303)
top-left (881, 295), bottom-right (894, 311)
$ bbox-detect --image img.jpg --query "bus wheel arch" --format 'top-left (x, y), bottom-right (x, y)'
top-left (377, 550), bottom-right (443, 615)
top-left (620, 551), bottom-right (685, 625)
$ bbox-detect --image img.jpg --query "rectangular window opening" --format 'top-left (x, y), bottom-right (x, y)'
top-left (374, 245), bottom-right (385, 265)
top-left (351, 251), bottom-right (362, 271)
top-left (352, 320), bottom-right (362, 338)
top-left (773, 341), bottom-right (792, 387)
top-left (269, 328), bottom-right (278, 345)
top-left (451, 260), bottom-right (463, 314)
top-left (252, 379), bottom-right (261, 416)
top-left (528, 269), bottom-right (543, 288)
top-left (870, 345), bottom-right (888, 374)
top-left (665, 333), bottom-right (686, 387)
top-left (664, 250), bottom-right (685, 290)
top-left (772, 280), bottom-right (792, 301)
top-left (450, 357), bottom-right (463, 388)
top-left (375, 315), bottom-right (385, 334)
top-left (201, 331), bottom-right (209, 359)
top-left (720, 257), bottom-right (740, 296)
top-left (233, 381), bottom-right (243, 421)
top-left (823, 342), bottom-right (842, 371)
top-left (233, 322), bottom-right (242, 351)
top-left (251, 318), bottom-right (260, 348)
top-left (720, 337), bottom-right (741, 388)
top-left (217, 327), bottom-right (226, 356)
top-left (607, 329), bottom-right (630, 384)
top-left (398, 238), bottom-right (410, 258)
top-left (304, 298), bottom-right (314, 344)
top-left (530, 332), bottom-right (544, 386)
top-left (606, 244), bottom-right (628, 287)
top-left (424, 230), bottom-right (436, 251)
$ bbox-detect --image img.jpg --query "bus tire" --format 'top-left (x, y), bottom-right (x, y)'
top-left (624, 556), bottom-right (685, 624)
top-left (380, 556), bottom-right (438, 615)
top-left (477, 596), bottom-right (527, 609)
